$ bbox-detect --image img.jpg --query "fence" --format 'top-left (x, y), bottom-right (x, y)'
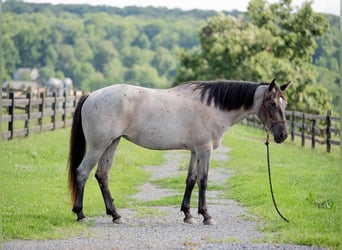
top-left (2, 92), bottom-right (340, 153)
top-left (243, 110), bottom-right (340, 153)
top-left (2, 91), bottom-right (83, 140)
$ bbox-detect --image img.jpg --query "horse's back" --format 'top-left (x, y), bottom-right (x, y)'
top-left (80, 83), bottom-right (226, 151)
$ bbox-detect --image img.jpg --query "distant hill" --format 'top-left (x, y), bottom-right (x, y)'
top-left (3, 1), bottom-right (339, 110)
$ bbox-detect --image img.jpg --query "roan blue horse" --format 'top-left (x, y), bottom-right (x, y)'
top-left (68, 79), bottom-right (290, 225)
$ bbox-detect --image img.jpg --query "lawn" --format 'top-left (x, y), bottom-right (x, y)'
top-left (1, 125), bottom-right (340, 249)
top-left (221, 126), bottom-right (340, 248)
top-left (135, 125), bottom-right (340, 249)
top-left (0, 128), bottom-right (164, 240)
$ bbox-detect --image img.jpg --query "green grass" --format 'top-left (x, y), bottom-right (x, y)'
top-left (222, 126), bottom-right (340, 248)
top-left (1, 125), bottom-right (340, 248)
top-left (0, 128), bottom-right (164, 240)
top-left (134, 125), bottom-right (340, 248)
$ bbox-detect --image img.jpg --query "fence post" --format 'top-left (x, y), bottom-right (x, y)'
top-left (39, 92), bottom-right (45, 132)
top-left (62, 91), bottom-right (67, 128)
top-left (301, 112), bottom-right (305, 147)
top-left (25, 92), bottom-right (32, 137)
top-left (73, 90), bottom-right (77, 108)
top-left (291, 111), bottom-right (295, 141)
top-left (326, 110), bottom-right (331, 153)
top-left (311, 119), bottom-right (316, 149)
top-left (8, 92), bottom-right (15, 140)
top-left (51, 92), bottom-right (57, 130)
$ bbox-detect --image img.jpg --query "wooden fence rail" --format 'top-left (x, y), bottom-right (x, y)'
top-left (2, 92), bottom-right (340, 154)
top-left (243, 110), bottom-right (340, 153)
top-left (2, 91), bottom-right (82, 140)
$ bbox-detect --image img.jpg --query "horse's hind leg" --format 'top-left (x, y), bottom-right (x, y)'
top-left (95, 138), bottom-right (122, 224)
top-left (196, 147), bottom-right (216, 225)
top-left (73, 147), bottom-right (103, 221)
top-left (181, 151), bottom-right (197, 224)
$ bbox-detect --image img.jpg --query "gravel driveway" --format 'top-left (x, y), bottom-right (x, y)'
top-left (3, 147), bottom-right (326, 250)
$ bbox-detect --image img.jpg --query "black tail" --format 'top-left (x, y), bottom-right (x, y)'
top-left (68, 94), bottom-right (89, 207)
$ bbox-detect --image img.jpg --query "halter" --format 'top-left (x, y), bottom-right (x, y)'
top-left (259, 90), bottom-right (287, 130)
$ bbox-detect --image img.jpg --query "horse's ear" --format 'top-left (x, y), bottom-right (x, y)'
top-left (268, 79), bottom-right (276, 91)
top-left (280, 81), bottom-right (291, 91)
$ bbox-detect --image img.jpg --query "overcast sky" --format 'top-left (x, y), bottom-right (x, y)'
top-left (22, 0), bottom-right (340, 16)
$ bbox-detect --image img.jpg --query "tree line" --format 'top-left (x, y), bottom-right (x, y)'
top-left (2, 0), bottom-right (339, 114)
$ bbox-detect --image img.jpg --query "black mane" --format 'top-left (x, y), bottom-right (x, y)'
top-left (191, 80), bottom-right (266, 111)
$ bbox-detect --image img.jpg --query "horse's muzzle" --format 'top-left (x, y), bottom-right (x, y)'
top-left (273, 123), bottom-right (288, 143)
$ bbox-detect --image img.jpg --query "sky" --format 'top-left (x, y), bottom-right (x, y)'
top-left (22, 0), bottom-right (340, 16)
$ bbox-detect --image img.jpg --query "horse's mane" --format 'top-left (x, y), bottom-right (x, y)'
top-left (187, 80), bottom-right (267, 111)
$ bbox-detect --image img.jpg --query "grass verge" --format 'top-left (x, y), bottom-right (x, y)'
top-left (1, 128), bottom-right (164, 240)
top-left (134, 125), bottom-right (340, 248)
top-left (1, 125), bottom-right (339, 248)
top-left (222, 126), bottom-right (340, 248)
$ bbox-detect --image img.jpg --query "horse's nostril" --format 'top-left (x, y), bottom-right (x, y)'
top-left (279, 131), bottom-right (288, 141)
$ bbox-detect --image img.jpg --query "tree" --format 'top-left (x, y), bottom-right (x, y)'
top-left (92, 41), bottom-right (117, 73)
top-left (2, 35), bottom-right (20, 80)
top-left (151, 47), bottom-right (177, 79)
top-left (174, 0), bottom-right (331, 114)
top-left (131, 32), bottom-right (150, 49)
top-left (3, 0), bottom-right (337, 110)
top-left (124, 64), bottom-right (162, 87)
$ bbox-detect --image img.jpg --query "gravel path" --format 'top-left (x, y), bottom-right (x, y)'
top-left (3, 147), bottom-right (326, 250)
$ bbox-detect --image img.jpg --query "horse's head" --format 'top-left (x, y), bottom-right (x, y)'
top-left (258, 79), bottom-right (290, 143)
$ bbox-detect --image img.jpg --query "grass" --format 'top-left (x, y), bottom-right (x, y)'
top-left (1, 125), bottom-right (340, 248)
top-left (134, 125), bottom-right (340, 248)
top-left (221, 126), bottom-right (340, 248)
top-left (0, 128), bottom-right (164, 240)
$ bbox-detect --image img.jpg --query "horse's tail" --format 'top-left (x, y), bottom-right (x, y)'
top-left (68, 94), bottom-right (89, 207)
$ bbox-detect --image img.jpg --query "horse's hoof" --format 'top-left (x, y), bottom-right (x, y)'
top-left (113, 217), bottom-right (124, 224)
top-left (183, 217), bottom-right (197, 224)
top-left (76, 212), bottom-right (86, 221)
top-left (203, 218), bottom-right (216, 225)
top-left (77, 217), bottom-right (88, 223)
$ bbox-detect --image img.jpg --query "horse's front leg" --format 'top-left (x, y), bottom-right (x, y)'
top-left (181, 151), bottom-right (197, 224)
top-left (197, 147), bottom-right (216, 225)
top-left (95, 139), bottom-right (123, 224)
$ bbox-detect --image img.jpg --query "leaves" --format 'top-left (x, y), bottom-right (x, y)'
top-left (174, 0), bottom-right (335, 114)
top-left (2, 3), bottom-right (205, 90)
top-left (2, 1), bottom-right (339, 113)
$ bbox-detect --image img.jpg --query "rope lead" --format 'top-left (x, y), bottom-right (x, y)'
top-left (265, 133), bottom-right (290, 223)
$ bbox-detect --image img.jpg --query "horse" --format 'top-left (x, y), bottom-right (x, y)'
top-left (68, 79), bottom-right (290, 225)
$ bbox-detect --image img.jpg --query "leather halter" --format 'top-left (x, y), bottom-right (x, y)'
top-left (259, 91), bottom-right (287, 130)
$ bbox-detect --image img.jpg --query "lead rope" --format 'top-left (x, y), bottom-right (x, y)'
top-left (265, 133), bottom-right (290, 223)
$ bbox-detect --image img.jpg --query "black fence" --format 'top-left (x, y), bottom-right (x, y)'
top-left (2, 91), bottom-right (83, 140)
top-left (242, 110), bottom-right (340, 153)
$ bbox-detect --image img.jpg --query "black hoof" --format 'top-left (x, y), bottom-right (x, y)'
top-left (184, 216), bottom-right (197, 224)
top-left (76, 213), bottom-right (85, 221)
top-left (113, 217), bottom-right (124, 224)
top-left (203, 218), bottom-right (216, 225)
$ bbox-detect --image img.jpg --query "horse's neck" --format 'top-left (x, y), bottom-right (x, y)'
top-left (221, 85), bottom-right (266, 127)
top-left (252, 85), bottom-right (267, 114)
